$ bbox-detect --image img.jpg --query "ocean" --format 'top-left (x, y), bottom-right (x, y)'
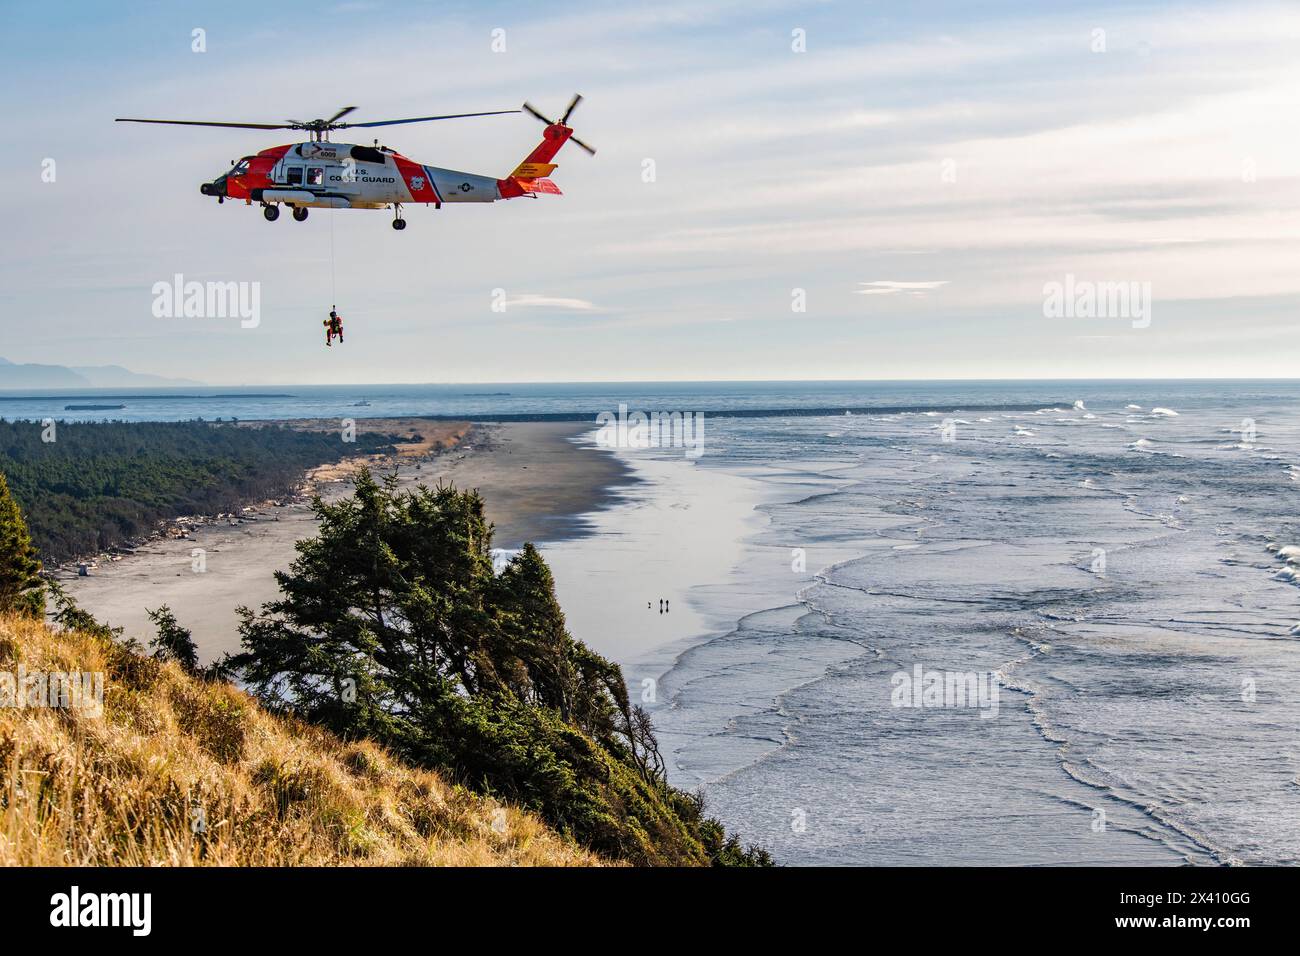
top-left (0, 379), bottom-right (1112, 423)
top-left (9, 379), bottom-right (1300, 865)
top-left (543, 381), bottom-right (1300, 866)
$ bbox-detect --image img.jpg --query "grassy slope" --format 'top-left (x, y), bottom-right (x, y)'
top-left (0, 614), bottom-right (604, 866)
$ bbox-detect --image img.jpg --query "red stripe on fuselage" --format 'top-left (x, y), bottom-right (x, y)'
top-left (392, 153), bottom-right (440, 204)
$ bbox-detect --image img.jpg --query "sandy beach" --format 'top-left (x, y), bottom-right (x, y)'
top-left (62, 420), bottom-right (630, 662)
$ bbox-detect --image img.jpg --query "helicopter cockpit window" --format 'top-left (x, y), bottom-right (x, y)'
top-left (285, 166), bottom-right (304, 186)
top-left (231, 159), bottom-right (251, 176)
top-left (306, 167), bottom-right (324, 187)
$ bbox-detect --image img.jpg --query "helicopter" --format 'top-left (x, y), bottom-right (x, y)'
top-left (115, 95), bottom-right (594, 230)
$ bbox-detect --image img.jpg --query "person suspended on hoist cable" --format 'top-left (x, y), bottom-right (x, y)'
top-left (324, 308), bottom-right (344, 346)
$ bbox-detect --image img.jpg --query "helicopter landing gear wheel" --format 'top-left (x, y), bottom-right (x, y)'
top-left (263, 204), bottom-right (280, 222)
top-left (292, 206), bottom-right (309, 222)
top-left (392, 218), bottom-right (407, 231)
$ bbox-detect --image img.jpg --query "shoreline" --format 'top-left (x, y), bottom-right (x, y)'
top-left (542, 452), bottom-right (777, 666)
top-left (61, 421), bottom-right (631, 661)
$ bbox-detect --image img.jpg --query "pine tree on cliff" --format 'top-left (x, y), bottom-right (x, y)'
top-left (232, 467), bottom-right (770, 865)
top-left (491, 543), bottom-right (579, 717)
top-left (147, 604), bottom-right (201, 674)
top-left (0, 472), bottom-right (44, 617)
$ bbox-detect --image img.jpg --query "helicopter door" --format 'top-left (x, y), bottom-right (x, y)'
top-left (331, 162), bottom-right (364, 196)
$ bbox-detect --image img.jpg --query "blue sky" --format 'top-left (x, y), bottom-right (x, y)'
top-left (2, 0), bottom-right (1298, 384)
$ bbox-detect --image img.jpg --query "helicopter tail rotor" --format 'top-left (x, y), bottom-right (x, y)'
top-left (501, 95), bottom-right (595, 198)
top-left (521, 93), bottom-right (596, 155)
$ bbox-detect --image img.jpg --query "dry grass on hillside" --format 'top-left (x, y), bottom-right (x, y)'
top-left (0, 614), bottom-right (604, 866)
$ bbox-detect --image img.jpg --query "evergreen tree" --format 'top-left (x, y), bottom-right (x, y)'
top-left (490, 543), bottom-right (578, 717)
top-left (0, 471), bottom-right (45, 617)
top-left (233, 470), bottom-right (502, 739)
top-left (47, 580), bottom-right (122, 641)
top-left (0, 418), bottom-right (398, 564)
top-left (147, 604), bottom-right (200, 674)
top-left (232, 468), bottom-right (770, 864)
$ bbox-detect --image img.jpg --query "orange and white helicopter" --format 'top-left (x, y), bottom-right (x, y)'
top-left (115, 96), bottom-right (594, 230)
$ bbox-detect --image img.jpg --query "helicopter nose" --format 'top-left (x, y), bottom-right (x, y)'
top-left (200, 175), bottom-right (228, 197)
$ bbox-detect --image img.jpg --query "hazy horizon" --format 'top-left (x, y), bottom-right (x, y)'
top-left (8, 373), bottom-right (1300, 392)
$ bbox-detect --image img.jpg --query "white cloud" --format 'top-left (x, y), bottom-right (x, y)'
top-left (856, 281), bottom-right (950, 297)
top-left (504, 294), bottom-right (601, 311)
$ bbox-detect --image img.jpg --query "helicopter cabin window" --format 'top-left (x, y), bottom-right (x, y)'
top-left (285, 166), bottom-right (304, 186)
top-left (306, 167), bottom-right (324, 187)
top-left (231, 158), bottom-right (251, 176)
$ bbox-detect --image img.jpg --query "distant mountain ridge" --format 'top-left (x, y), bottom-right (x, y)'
top-left (0, 357), bottom-right (201, 389)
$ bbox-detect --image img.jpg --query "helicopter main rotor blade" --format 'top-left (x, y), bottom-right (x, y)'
top-left (325, 106), bottom-right (358, 125)
top-left (522, 102), bottom-right (555, 125)
top-left (115, 118), bottom-right (292, 130)
top-left (340, 109), bottom-right (521, 129)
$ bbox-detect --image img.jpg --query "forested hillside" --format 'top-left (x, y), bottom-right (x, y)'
top-left (0, 420), bottom-right (396, 562)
